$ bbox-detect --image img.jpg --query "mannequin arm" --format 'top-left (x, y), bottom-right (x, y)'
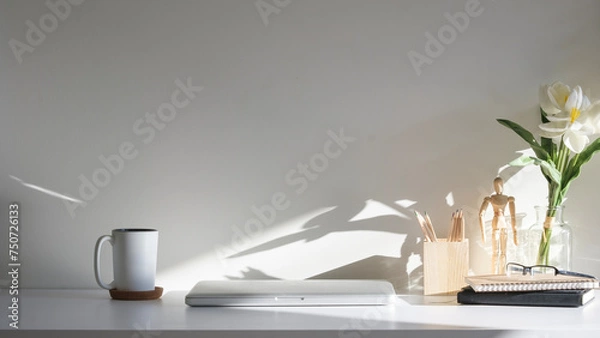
top-left (479, 197), bottom-right (490, 243)
top-left (509, 196), bottom-right (517, 245)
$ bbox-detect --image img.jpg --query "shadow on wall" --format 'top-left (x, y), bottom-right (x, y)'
top-left (224, 200), bottom-right (424, 294)
top-left (218, 104), bottom-right (537, 293)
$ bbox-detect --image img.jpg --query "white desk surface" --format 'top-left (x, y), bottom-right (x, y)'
top-left (2, 289), bottom-right (600, 337)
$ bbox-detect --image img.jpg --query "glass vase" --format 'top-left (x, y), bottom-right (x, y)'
top-left (527, 206), bottom-right (572, 270)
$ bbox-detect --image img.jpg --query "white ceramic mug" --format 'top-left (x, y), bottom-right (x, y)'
top-left (94, 228), bottom-right (158, 291)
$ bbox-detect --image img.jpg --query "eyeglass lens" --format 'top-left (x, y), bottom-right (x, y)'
top-left (507, 264), bottom-right (557, 276)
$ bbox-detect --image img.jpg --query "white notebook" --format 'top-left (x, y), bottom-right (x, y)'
top-left (466, 274), bottom-right (599, 292)
top-left (185, 279), bottom-right (396, 307)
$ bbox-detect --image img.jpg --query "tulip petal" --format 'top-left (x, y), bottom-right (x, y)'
top-left (583, 100), bottom-right (600, 115)
top-left (565, 89), bottom-right (579, 112)
top-left (548, 82), bottom-right (571, 110)
top-left (575, 86), bottom-right (583, 108)
top-left (581, 95), bottom-right (591, 110)
top-left (538, 130), bottom-right (563, 139)
top-left (563, 130), bottom-right (589, 153)
top-left (552, 81), bottom-right (571, 100)
top-left (580, 101), bottom-right (600, 133)
top-left (539, 121), bottom-right (568, 132)
top-left (569, 121), bottom-right (594, 135)
top-left (545, 112), bottom-right (571, 122)
top-left (540, 85), bottom-right (561, 115)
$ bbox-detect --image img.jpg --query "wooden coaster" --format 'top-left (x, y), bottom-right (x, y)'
top-left (109, 286), bottom-right (163, 301)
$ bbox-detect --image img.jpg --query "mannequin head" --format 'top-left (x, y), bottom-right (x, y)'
top-left (493, 177), bottom-right (504, 194)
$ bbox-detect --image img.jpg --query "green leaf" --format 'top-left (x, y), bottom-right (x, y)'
top-left (538, 160), bottom-right (561, 184)
top-left (540, 108), bottom-right (550, 123)
top-left (497, 119), bottom-right (550, 161)
top-left (562, 137), bottom-right (600, 190)
top-left (508, 155), bottom-right (561, 184)
top-left (508, 155), bottom-right (535, 166)
top-left (539, 108), bottom-right (556, 161)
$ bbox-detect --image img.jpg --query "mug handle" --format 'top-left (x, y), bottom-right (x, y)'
top-left (94, 235), bottom-right (115, 290)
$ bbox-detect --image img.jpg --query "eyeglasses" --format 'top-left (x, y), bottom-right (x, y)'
top-left (506, 262), bottom-right (596, 279)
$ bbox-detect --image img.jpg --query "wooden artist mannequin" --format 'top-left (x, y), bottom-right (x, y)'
top-left (479, 177), bottom-right (517, 274)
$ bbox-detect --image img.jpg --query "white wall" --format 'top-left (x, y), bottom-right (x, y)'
top-left (1, 0), bottom-right (600, 292)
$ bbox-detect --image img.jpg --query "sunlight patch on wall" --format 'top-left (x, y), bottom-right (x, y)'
top-left (406, 251), bottom-right (422, 276)
top-left (445, 192), bottom-right (454, 207)
top-left (394, 199), bottom-right (418, 209)
top-left (10, 175), bottom-right (83, 203)
top-left (157, 230), bottom-right (407, 291)
top-left (158, 198), bottom-right (421, 292)
top-left (349, 199), bottom-right (410, 222)
top-left (158, 207), bottom-right (337, 290)
top-left (227, 230), bottom-right (406, 280)
top-left (494, 148), bottom-right (547, 227)
top-left (156, 253), bottom-right (226, 292)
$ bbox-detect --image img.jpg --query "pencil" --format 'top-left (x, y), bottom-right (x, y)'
top-left (459, 209), bottom-right (465, 241)
top-left (424, 212), bottom-right (438, 242)
top-left (449, 211), bottom-right (456, 242)
top-left (414, 211), bottom-right (432, 242)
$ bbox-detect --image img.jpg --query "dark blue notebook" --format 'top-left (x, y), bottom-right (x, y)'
top-left (457, 286), bottom-right (595, 307)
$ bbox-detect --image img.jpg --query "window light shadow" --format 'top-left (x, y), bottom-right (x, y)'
top-left (226, 199), bottom-right (416, 259)
top-left (10, 175), bottom-right (83, 204)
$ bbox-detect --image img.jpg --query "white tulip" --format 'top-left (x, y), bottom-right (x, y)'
top-left (539, 81), bottom-right (571, 115)
top-left (579, 101), bottom-right (600, 134)
top-left (538, 86), bottom-right (598, 153)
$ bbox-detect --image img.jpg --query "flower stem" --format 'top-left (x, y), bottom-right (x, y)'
top-left (537, 218), bottom-right (554, 265)
top-left (538, 140), bottom-right (570, 266)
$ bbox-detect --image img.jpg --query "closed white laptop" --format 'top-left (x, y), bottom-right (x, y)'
top-left (185, 279), bottom-right (396, 307)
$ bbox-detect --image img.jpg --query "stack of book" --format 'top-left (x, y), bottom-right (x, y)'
top-left (457, 272), bottom-right (599, 307)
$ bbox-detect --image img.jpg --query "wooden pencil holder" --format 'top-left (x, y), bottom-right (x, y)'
top-left (423, 239), bottom-right (469, 295)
